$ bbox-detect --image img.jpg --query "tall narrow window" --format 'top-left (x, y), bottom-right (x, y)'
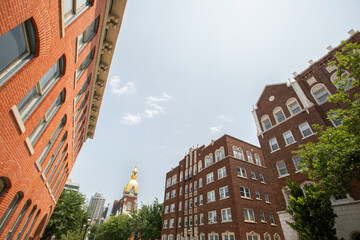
top-left (43, 133), bottom-right (67, 177)
top-left (261, 115), bottom-right (272, 130)
top-left (24, 210), bottom-right (40, 240)
top-left (299, 122), bottom-right (313, 138)
top-left (269, 138), bottom-right (279, 152)
top-left (76, 48), bottom-right (94, 80)
top-left (254, 154), bottom-right (261, 166)
top-left (0, 192), bottom-right (24, 232)
top-left (29, 90), bottom-right (65, 146)
top-left (17, 57), bottom-right (65, 121)
top-left (75, 75), bottom-right (91, 105)
top-left (16, 205), bottom-right (37, 240)
top-left (0, 19), bottom-right (37, 86)
top-left (283, 131), bottom-right (295, 145)
top-left (292, 156), bottom-right (302, 172)
top-left (5, 200), bottom-right (31, 240)
top-left (273, 107), bottom-right (286, 123)
top-left (78, 18), bottom-right (99, 53)
top-left (276, 161), bottom-right (288, 177)
top-left (311, 84), bottom-right (330, 104)
top-left (246, 151), bottom-right (253, 163)
top-left (287, 98), bottom-right (301, 115)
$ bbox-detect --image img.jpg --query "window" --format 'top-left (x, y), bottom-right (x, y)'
top-left (261, 115), bottom-right (272, 130)
top-left (189, 199), bottom-right (193, 208)
top-left (17, 57), bottom-right (65, 121)
top-left (185, 185), bottom-right (188, 193)
top-left (5, 199), bottom-right (31, 240)
top-left (0, 192), bottom-right (23, 233)
top-left (194, 181), bottom-right (198, 190)
top-left (274, 234), bottom-right (280, 240)
top-left (237, 167), bottom-right (247, 178)
top-left (240, 187), bottom-right (251, 199)
top-left (269, 213), bottom-right (276, 225)
top-left (331, 72), bottom-right (353, 90)
top-left (184, 216), bottom-right (187, 227)
top-left (200, 234), bottom-right (205, 240)
top-left (260, 212), bottom-right (266, 222)
top-left (255, 190), bottom-right (261, 199)
top-left (76, 48), bottom-right (94, 80)
top-left (219, 186), bottom-right (229, 199)
top-left (179, 187), bottom-right (182, 195)
top-left (287, 98), bottom-right (301, 115)
top-left (205, 155), bottom-right (213, 167)
top-left (209, 234), bottom-right (219, 240)
top-left (273, 107), bottom-right (286, 123)
top-left (254, 154), bottom-right (261, 166)
top-left (162, 236), bottom-right (167, 240)
top-left (171, 175), bottom-right (177, 185)
top-left (29, 89), bottom-right (65, 146)
top-left (251, 171), bottom-right (257, 180)
top-left (208, 210), bottom-right (217, 223)
top-left (264, 234), bottom-right (271, 240)
top-left (24, 210), bottom-right (40, 240)
top-left (194, 197), bottom-right (198, 207)
top-left (247, 233), bottom-right (260, 240)
top-left (165, 192), bottom-right (170, 200)
top-left (243, 208), bottom-right (255, 222)
top-left (43, 132), bottom-right (67, 177)
top-left (223, 233), bottom-right (235, 240)
top-left (16, 205), bottom-right (37, 239)
top-left (185, 200), bottom-right (188, 210)
top-left (233, 147), bottom-right (244, 160)
top-left (311, 84), bottom-right (330, 104)
top-left (178, 217), bottom-right (181, 227)
top-left (221, 208), bottom-right (232, 222)
top-left (299, 122), bottom-right (313, 138)
top-left (194, 215), bottom-right (198, 225)
top-left (189, 216), bottom-right (193, 226)
top-left (206, 172), bottom-right (214, 184)
top-left (276, 161), bottom-right (288, 177)
top-left (328, 112), bottom-right (343, 127)
top-left (207, 191), bottom-right (216, 203)
top-left (199, 195), bottom-right (203, 205)
top-left (171, 190), bottom-right (176, 198)
top-left (178, 201), bottom-right (182, 211)
top-left (78, 18), bottom-right (98, 53)
top-left (0, 19), bottom-right (37, 86)
top-left (0, 177), bottom-right (8, 197)
top-left (169, 219), bottom-right (174, 228)
top-left (199, 178), bottom-right (203, 187)
top-left (269, 138), bottom-right (279, 152)
top-left (194, 165), bottom-right (197, 175)
top-left (170, 204), bottom-right (175, 212)
top-left (198, 161), bottom-right (202, 172)
top-left (63, 0), bottom-right (92, 26)
top-left (200, 213), bottom-right (204, 225)
top-left (180, 171), bottom-right (183, 181)
top-left (164, 205), bottom-right (169, 214)
top-left (126, 202), bottom-right (132, 211)
top-left (292, 156), bottom-right (302, 172)
top-left (189, 183), bottom-right (193, 192)
top-left (283, 131), bottom-right (295, 145)
top-left (217, 167), bottom-right (227, 179)
top-left (264, 192), bottom-right (270, 203)
top-left (163, 220), bottom-right (168, 229)
top-left (259, 173), bottom-right (265, 183)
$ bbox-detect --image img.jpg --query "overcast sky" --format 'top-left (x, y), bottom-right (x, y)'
top-left (69, 0), bottom-right (360, 207)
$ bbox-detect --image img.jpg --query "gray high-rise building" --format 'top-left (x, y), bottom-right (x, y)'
top-left (89, 192), bottom-right (106, 220)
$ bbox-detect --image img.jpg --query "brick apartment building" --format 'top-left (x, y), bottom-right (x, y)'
top-left (252, 30), bottom-right (360, 240)
top-left (0, 0), bottom-right (126, 239)
top-left (161, 135), bottom-right (284, 240)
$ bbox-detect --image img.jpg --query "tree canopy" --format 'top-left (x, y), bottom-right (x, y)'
top-left (297, 42), bottom-right (360, 195)
top-left (41, 189), bottom-right (89, 240)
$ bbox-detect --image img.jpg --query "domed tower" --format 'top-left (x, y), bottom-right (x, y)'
top-left (117, 166), bottom-right (139, 215)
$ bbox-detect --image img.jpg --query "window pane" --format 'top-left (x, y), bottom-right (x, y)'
top-left (0, 24), bottom-right (27, 72)
top-left (17, 86), bottom-right (38, 115)
top-left (40, 61), bottom-right (59, 90)
top-left (76, 0), bottom-right (88, 10)
top-left (315, 88), bottom-right (329, 103)
top-left (64, 0), bottom-right (74, 19)
top-left (84, 20), bottom-right (97, 42)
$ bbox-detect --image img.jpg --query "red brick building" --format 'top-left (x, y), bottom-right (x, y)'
top-left (161, 135), bottom-right (283, 240)
top-left (0, 0), bottom-right (126, 239)
top-left (252, 30), bottom-right (360, 240)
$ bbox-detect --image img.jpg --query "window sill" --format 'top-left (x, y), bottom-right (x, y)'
top-left (208, 222), bottom-right (217, 225)
top-left (260, 181), bottom-right (266, 184)
top-left (261, 220), bottom-right (267, 223)
top-left (237, 176), bottom-right (248, 179)
top-left (285, 141), bottom-right (297, 147)
top-left (266, 201), bottom-right (271, 204)
top-left (219, 196), bottom-right (230, 200)
top-left (251, 178), bottom-right (257, 180)
top-left (301, 133), bottom-right (315, 139)
top-left (270, 148), bottom-right (281, 153)
top-left (271, 223), bottom-right (277, 227)
top-left (241, 196), bottom-right (252, 200)
top-left (278, 173), bottom-right (290, 178)
top-left (244, 220), bottom-right (257, 224)
top-left (221, 220), bottom-right (232, 223)
top-left (256, 198), bottom-right (262, 201)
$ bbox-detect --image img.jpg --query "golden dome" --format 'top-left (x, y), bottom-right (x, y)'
top-left (124, 166), bottom-right (138, 194)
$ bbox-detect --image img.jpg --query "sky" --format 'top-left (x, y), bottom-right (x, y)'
top-left (69, 0), bottom-right (360, 207)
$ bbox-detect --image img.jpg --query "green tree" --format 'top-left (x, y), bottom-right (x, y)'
top-left (131, 198), bottom-right (163, 240)
top-left (41, 189), bottom-right (89, 240)
top-left (297, 42), bottom-right (360, 195)
top-left (285, 179), bottom-right (338, 240)
top-left (95, 214), bottom-right (132, 240)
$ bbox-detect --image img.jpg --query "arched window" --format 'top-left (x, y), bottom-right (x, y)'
top-left (311, 84), bottom-right (331, 104)
top-left (126, 202), bottom-right (132, 211)
top-left (274, 233), bottom-right (281, 240)
top-left (331, 72), bottom-right (353, 90)
top-left (264, 233), bottom-right (271, 240)
top-left (261, 115), bottom-right (272, 130)
top-left (273, 107), bottom-right (286, 123)
top-left (254, 154), bottom-right (261, 166)
top-left (0, 192), bottom-right (24, 232)
top-left (6, 199), bottom-right (31, 239)
top-left (0, 19), bottom-right (37, 87)
top-left (198, 161), bottom-right (202, 172)
top-left (16, 205), bottom-right (37, 239)
top-left (233, 146), bottom-right (244, 160)
top-left (286, 98), bottom-right (301, 115)
top-left (246, 151), bottom-right (253, 163)
top-left (0, 177), bottom-right (10, 197)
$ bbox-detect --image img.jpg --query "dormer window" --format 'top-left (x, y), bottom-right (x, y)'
top-left (273, 107), bottom-right (285, 123)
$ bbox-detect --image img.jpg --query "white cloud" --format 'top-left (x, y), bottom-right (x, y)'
top-left (121, 113), bottom-right (142, 125)
top-left (144, 93), bottom-right (172, 118)
top-left (144, 109), bottom-right (160, 118)
top-left (146, 93), bottom-right (172, 104)
top-left (110, 76), bottom-right (136, 96)
top-left (210, 125), bottom-right (223, 134)
top-left (219, 114), bottom-right (234, 122)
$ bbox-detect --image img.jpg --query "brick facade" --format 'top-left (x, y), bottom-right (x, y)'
top-left (0, 0), bottom-right (126, 239)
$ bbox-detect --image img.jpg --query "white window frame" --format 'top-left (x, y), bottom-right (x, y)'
top-left (206, 172), bottom-right (214, 184)
top-left (243, 208), bottom-right (255, 222)
top-left (240, 186), bottom-right (251, 199)
top-left (283, 130), bottom-right (295, 145)
top-left (299, 122), bottom-right (313, 138)
top-left (221, 208), bottom-right (232, 222)
top-left (219, 186), bottom-right (229, 200)
top-left (261, 115), bottom-right (272, 131)
top-left (207, 190), bottom-right (216, 203)
top-left (254, 154), bottom-right (261, 166)
top-left (311, 83), bottom-right (331, 105)
top-left (217, 167), bottom-right (227, 179)
top-left (287, 98), bottom-right (301, 115)
top-left (237, 167), bottom-right (247, 178)
top-left (276, 161), bottom-right (288, 177)
top-left (208, 210), bottom-right (217, 224)
top-left (269, 138), bottom-right (280, 152)
top-left (273, 107), bottom-right (286, 124)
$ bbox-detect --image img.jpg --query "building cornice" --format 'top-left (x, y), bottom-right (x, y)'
top-left (86, 0), bottom-right (127, 139)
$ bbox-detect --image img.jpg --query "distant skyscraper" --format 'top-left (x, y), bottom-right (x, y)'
top-left (64, 179), bottom-right (80, 192)
top-left (89, 192), bottom-right (106, 220)
top-left (112, 166), bottom-right (139, 215)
